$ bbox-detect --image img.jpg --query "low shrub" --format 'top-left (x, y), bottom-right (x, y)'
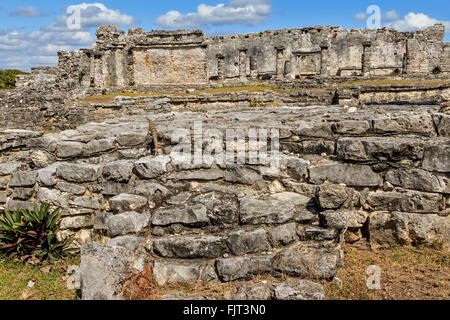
top-left (0, 69), bottom-right (28, 89)
top-left (249, 99), bottom-right (267, 108)
top-left (0, 203), bottom-right (76, 264)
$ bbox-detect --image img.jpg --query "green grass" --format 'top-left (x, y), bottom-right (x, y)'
top-left (196, 85), bottom-right (274, 94)
top-left (0, 69), bottom-right (29, 90)
top-left (79, 85), bottom-right (276, 103)
top-left (346, 79), bottom-right (450, 86)
top-left (78, 78), bottom-right (450, 104)
top-left (0, 255), bottom-right (80, 300)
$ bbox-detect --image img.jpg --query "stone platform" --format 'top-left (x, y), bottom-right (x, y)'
top-left (1, 103), bottom-right (449, 299)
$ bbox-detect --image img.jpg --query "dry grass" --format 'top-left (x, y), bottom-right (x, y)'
top-left (121, 264), bottom-right (289, 300)
top-left (322, 243), bottom-right (450, 300)
top-left (2, 245), bottom-right (445, 300)
top-left (78, 86), bottom-right (275, 103)
top-left (346, 79), bottom-right (450, 86)
top-left (78, 78), bottom-right (450, 104)
top-left (197, 85), bottom-right (274, 94)
top-left (122, 244), bottom-right (449, 301)
top-left (0, 255), bottom-right (80, 300)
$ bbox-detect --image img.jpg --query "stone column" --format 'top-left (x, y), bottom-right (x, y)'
top-left (126, 48), bottom-right (135, 87)
top-left (239, 49), bottom-right (248, 82)
top-left (276, 47), bottom-right (285, 80)
top-left (217, 54), bottom-right (225, 81)
top-left (250, 56), bottom-right (258, 80)
top-left (93, 52), bottom-right (103, 87)
top-left (362, 41), bottom-right (372, 77)
top-left (320, 43), bottom-right (329, 76)
top-left (284, 60), bottom-right (292, 78)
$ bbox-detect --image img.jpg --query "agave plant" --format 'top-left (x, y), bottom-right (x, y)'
top-left (0, 203), bottom-right (77, 263)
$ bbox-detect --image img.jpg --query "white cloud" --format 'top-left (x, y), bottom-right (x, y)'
top-left (155, 0), bottom-right (272, 28)
top-left (385, 12), bottom-right (450, 33)
top-left (0, 2), bottom-right (135, 70)
top-left (65, 3), bottom-right (135, 27)
top-left (355, 9), bottom-right (400, 23)
top-left (383, 10), bottom-right (400, 22)
top-left (9, 6), bottom-right (48, 17)
top-left (0, 27), bottom-right (95, 69)
top-left (354, 12), bottom-right (367, 21)
top-left (354, 10), bottom-right (449, 34)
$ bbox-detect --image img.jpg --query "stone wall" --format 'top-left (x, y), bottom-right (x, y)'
top-left (1, 102), bottom-right (449, 298)
top-left (39, 24), bottom-right (449, 89)
top-left (1, 82), bottom-right (449, 132)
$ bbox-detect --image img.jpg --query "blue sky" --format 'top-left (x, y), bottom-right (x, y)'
top-left (0, 0), bottom-right (449, 70)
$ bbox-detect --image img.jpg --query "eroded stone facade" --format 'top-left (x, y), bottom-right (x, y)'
top-left (49, 24), bottom-right (450, 88)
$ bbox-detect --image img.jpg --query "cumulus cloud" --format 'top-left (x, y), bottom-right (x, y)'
top-left (354, 9), bottom-right (400, 23)
top-left (0, 2), bottom-right (135, 70)
top-left (383, 10), bottom-right (400, 22)
top-left (354, 9), bottom-right (449, 34)
top-left (65, 3), bottom-right (135, 27)
top-left (385, 12), bottom-right (450, 33)
top-left (10, 6), bottom-right (48, 17)
top-left (155, 0), bottom-right (272, 28)
top-left (354, 12), bottom-right (367, 21)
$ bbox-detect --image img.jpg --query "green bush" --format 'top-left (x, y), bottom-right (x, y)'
top-left (0, 69), bottom-right (29, 89)
top-left (0, 203), bottom-right (76, 264)
top-left (249, 99), bottom-right (267, 108)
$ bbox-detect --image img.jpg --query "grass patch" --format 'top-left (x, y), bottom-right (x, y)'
top-left (78, 79), bottom-right (450, 104)
top-left (0, 69), bottom-right (29, 90)
top-left (196, 85), bottom-right (274, 94)
top-left (79, 91), bottom-right (160, 103)
top-left (79, 86), bottom-right (276, 103)
top-left (2, 245), bottom-right (441, 300)
top-left (322, 244), bottom-right (449, 300)
top-left (345, 79), bottom-right (450, 86)
top-left (0, 255), bottom-right (80, 300)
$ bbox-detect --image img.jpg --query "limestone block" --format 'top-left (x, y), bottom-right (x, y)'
top-left (109, 193), bottom-right (148, 213)
top-left (102, 160), bottom-right (134, 182)
top-left (153, 236), bottom-right (227, 259)
top-left (105, 211), bottom-right (150, 236)
top-left (239, 197), bottom-right (295, 225)
top-left (366, 191), bottom-right (442, 213)
top-left (226, 229), bottom-right (271, 255)
top-left (9, 171), bottom-right (37, 187)
top-left (152, 204), bottom-right (208, 226)
top-left (273, 245), bottom-right (340, 280)
top-left (269, 223), bottom-right (298, 246)
top-left (57, 164), bottom-right (100, 183)
top-left (215, 255), bottom-right (275, 282)
top-left (274, 280), bottom-right (325, 300)
top-left (309, 162), bottom-right (382, 187)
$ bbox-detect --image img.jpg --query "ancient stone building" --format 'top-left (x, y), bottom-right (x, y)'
top-left (53, 24), bottom-right (449, 89)
top-left (1, 24), bottom-right (449, 300)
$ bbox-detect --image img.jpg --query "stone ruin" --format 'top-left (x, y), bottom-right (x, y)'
top-left (0, 24), bottom-right (449, 300)
top-left (53, 23), bottom-right (450, 87)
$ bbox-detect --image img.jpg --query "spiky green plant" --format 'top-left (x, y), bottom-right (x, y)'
top-left (0, 203), bottom-right (77, 263)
